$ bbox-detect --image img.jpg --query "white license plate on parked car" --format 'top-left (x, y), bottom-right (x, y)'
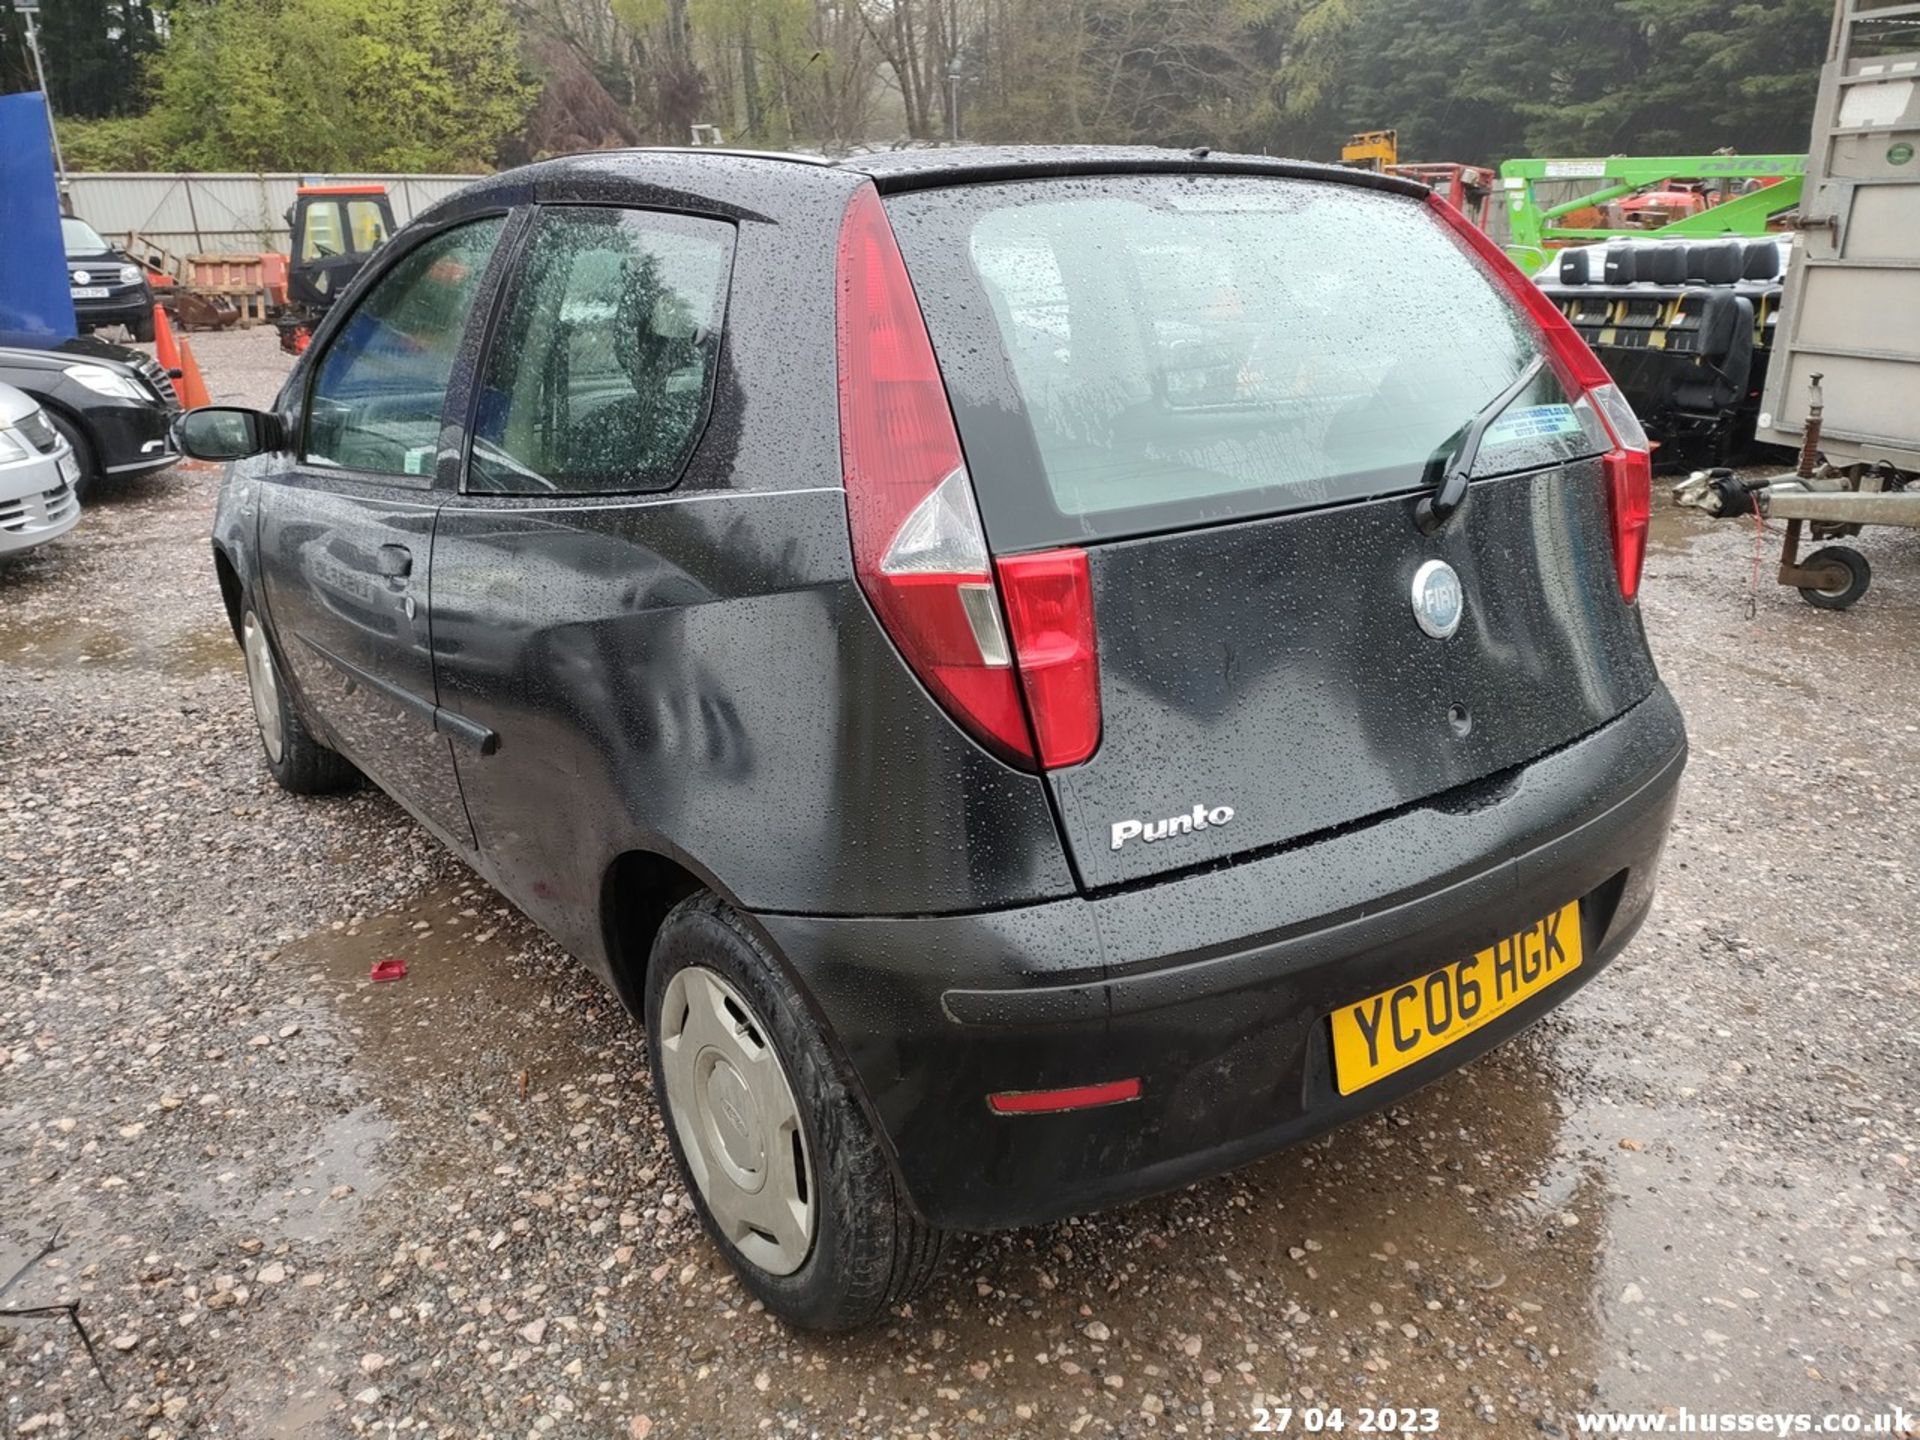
top-left (71, 286), bottom-right (110, 299)
top-left (58, 453), bottom-right (80, 485)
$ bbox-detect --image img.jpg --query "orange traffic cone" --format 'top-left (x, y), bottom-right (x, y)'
top-left (176, 338), bottom-right (212, 409)
top-left (152, 303), bottom-right (183, 379)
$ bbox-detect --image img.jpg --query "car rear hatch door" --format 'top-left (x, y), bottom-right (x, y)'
top-left (882, 166), bottom-right (1659, 891)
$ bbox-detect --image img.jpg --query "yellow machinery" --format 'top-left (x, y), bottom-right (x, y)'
top-left (1340, 130), bottom-right (1399, 172)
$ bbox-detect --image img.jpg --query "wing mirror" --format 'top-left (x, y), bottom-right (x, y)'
top-left (174, 406), bottom-right (282, 461)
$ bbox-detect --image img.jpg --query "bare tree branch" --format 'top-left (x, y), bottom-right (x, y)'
top-left (0, 1227), bottom-right (113, 1392)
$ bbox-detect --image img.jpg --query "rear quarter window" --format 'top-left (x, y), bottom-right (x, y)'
top-left (886, 174), bottom-right (1599, 548)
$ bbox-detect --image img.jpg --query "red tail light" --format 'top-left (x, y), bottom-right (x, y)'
top-left (837, 183), bottom-right (1102, 768)
top-left (997, 549), bottom-right (1101, 768)
top-left (1591, 387), bottom-right (1653, 604)
top-left (1423, 192), bottom-right (1652, 603)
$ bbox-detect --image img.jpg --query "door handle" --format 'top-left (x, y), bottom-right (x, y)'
top-left (376, 544), bottom-right (413, 580)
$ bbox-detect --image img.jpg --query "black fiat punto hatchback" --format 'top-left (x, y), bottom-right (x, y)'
top-left (182, 146), bottom-right (1686, 1330)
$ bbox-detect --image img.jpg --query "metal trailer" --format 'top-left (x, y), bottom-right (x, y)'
top-left (1767, 478), bottom-right (1919, 610)
top-left (1744, 0), bottom-right (1920, 609)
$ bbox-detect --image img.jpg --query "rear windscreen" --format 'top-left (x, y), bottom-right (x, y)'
top-left (886, 175), bottom-right (1600, 547)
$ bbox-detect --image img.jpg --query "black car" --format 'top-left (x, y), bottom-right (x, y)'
top-left (182, 147), bottom-right (1686, 1332)
top-left (62, 216), bottom-right (156, 342)
top-left (0, 335), bottom-right (179, 500)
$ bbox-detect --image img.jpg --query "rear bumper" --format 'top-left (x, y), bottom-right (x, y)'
top-left (756, 685), bottom-right (1687, 1232)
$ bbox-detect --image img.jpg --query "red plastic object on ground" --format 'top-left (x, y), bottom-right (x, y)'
top-left (370, 958), bottom-right (408, 982)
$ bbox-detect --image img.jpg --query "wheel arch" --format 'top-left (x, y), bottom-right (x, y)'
top-left (597, 846), bottom-right (718, 1019)
top-left (211, 542), bottom-right (245, 643)
top-left (36, 396), bottom-right (100, 460)
top-left (598, 841), bottom-right (929, 1226)
top-left (598, 842), bottom-right (836, 1027)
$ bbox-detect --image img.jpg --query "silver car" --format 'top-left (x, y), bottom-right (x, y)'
top-left (0, 381), bottom-right (82, 557)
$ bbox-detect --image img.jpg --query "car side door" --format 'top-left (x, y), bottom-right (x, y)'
top-left (255, 213), bottom-right (509, 853)
top-left (429, 203), bottom-right (740, 957)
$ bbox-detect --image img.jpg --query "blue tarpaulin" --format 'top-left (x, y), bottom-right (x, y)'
top-left (0, 92), bottom-right (77, 347)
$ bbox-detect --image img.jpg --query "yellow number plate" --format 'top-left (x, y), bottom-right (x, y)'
top-left (1330, 901), bottom-right (1582, 1096)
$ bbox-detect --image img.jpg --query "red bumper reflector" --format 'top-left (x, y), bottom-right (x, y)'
top-left (987, 1078), bottom-right (1142, 1115)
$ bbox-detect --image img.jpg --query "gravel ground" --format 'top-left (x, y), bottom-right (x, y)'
top-left (2, 325), bottom-right (1915, 1439)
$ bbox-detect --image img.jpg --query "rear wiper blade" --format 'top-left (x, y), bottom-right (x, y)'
top-left (1415, 355), bottom-right (1546, 534)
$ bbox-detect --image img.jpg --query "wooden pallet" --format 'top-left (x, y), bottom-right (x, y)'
top-left (185, 253), bottom-right (273, 326)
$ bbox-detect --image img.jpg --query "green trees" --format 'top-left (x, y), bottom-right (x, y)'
top-left (41, 0), bottom-right (163, 117)
top-left (601, 0), bottom-right (881, 149)
top-left (58, 0), bottom-right (534, 170)
top-left (877, 0), bottom-right (1833, 160)
top-left (962, 0), bottom-right (1286, 148)
top-left (1330, 0), bottom-right (1834, 161)
top-left (0, 6), bottom-right (37, 97)
top-left (35, 0), bottom-right (1836, 170)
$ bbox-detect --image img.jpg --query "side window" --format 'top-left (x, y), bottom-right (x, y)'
top-left (469, 206), bottom-right (733, 496)
top-left (299, 201), bottom-right (343, 262)
top-left (304, 217), bottom-right (504, 481)
top-left (347, 200), bottom-right (390, 254)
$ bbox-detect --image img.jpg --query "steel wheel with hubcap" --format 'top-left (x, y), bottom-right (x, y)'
top-left (242, 609), bottom-right (286, 765)
top-left (657, 964), bottom-right (816, 1275)
top-left (235, 605), bottom-right (359, 794)
top-left (645, 894), bottom-right (946, 1330)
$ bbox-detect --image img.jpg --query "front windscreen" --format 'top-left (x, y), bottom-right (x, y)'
top-left (61, 218), bottom-right (108, 255)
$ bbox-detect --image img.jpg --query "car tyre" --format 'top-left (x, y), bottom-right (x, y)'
top-left (1797, 545), bottom-right (1870, 611)
top-left (132, 308), bottom-right (157, 344)
top-left (239, 605), bottom-right (359, 794)
top-left (45, 411), bottom-right (97, 504)
top-left (645, 893), bottom-right (946, 1330)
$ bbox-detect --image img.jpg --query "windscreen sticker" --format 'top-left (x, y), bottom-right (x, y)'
top-left (1484, 402), bottom-right (1583, 446)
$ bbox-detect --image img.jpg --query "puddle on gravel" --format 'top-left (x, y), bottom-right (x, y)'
top-left (161, 623), bottom-right (239, 676)
top-left (288, 881), bottom-right (609, 1101)
top-left (225, 1324), bottom-right (367, 1440)
top-left (0, 613), bottom-right (235, 677)
top-left (239, 1104), bottom-right (394, 1247)
top-left (744, 1046), bottom-right (1615, 1435)
top-left (0, 1203), bottom-right (100, 1369)
top-left (243, 882), bottom-right (632, 1239)
top-left (1648, 495), bottom-right (1721, 551)
top-left (0, 1231), bottom-right (72, 1302)
top-left (0, 615), bottom-right (133, 668)
top-left (207, 881), bottom-right (1911, 1433)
